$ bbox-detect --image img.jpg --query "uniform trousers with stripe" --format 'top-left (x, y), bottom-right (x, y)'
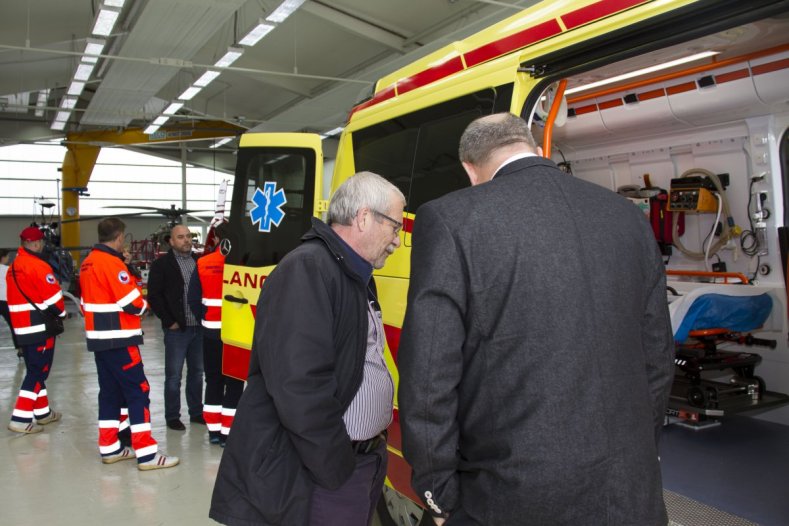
top-left (11, 337), bottom-right (55, 424)
top-left (202, 337), bottom-right (244, 439)
top-left (94, 346), bottom-right (158, 464)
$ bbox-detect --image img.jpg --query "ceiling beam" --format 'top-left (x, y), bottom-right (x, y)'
top-left (301, 2), bottom-right (408, 53)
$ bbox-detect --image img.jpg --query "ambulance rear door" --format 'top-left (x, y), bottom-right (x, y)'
top-left (220, 133), bottom-right (323, 379)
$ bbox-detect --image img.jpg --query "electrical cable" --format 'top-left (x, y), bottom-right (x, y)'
top-left (740, 178), bottom-right (760, 257)
top-left (705, 193), bottom-right (723, 271)
top-left (671, 168), bottom-right (734, 260)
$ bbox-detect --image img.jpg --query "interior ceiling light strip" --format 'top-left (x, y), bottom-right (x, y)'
top-left (564, 51), bottom-right (720, 95)
top-left (35, 89), bottom-right (49, 117)
top-left (209, 137), bottom-right (233, 148)
top-left (67, 81), bottom-right (85, 97)
top-left (163, 101), bottom-right (184, 115)
top-left (194, 70), bottom-right (221, 87)
top-left (178, 86), bottom-right (202, 100)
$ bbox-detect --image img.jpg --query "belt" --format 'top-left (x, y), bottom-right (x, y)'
top-left (351, 431), bottom-right (387, 455)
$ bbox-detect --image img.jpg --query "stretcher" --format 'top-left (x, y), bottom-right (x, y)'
top-left (665, 271), bottom-right (789, 428)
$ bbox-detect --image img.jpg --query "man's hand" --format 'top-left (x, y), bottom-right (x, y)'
top-left (434, 518), bottom-right (446, 526)
top-left (169, 322), bottom-right (180, 330)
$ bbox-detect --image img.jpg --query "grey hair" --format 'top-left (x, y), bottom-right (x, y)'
top-left (328, 171), bottom-right (406, 226)
top-left (458, 112), bottom-right (538, 165)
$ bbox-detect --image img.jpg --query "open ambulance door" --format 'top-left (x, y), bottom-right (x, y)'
top-left (220, 133), bottom-right (324, 380)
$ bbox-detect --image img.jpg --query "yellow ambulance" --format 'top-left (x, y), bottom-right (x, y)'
top-left (218, 0), bottom-right (789, 521)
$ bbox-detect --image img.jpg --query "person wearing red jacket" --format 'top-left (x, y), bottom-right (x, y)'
top-left (197, 243), bottom-right (243, 446)
top-left (80, 218), bottom-right (178, 470)
top-left (6, 226), bottom-right (65, 434)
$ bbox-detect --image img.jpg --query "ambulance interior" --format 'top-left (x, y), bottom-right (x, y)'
top-left (534, 12), bottom-right (789, 427)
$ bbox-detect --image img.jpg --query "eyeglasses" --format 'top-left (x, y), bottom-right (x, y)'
top-left (372, 210), bottom-right (403, 236)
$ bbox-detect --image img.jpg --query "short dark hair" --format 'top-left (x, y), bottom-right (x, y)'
top-left (0, 248), bottom-right (9, 259)
top-left (98, 217), bottom-right (126, 243)
top-left (459, 112), bottom-right (538, 165)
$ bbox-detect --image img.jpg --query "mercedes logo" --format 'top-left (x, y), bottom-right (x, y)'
top-left (219, 238), bottom-right (231, 256)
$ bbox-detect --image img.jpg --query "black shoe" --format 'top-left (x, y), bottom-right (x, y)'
top-left (189, 415), bottom-right (205, 425)
top-left (166, 419), bottom-right (186, 431)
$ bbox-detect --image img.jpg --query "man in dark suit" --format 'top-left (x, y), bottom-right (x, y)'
top-left (399, 113), bottom-right (674, 526)
top-left (147, 224), bottom-right (204, 431)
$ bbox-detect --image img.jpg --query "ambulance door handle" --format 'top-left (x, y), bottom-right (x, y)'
top-left (224, 294), bottom-right (248, 304)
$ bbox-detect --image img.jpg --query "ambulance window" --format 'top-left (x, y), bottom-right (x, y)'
top-left (353, 83), bottom-right (513, 213)
top-left (227, 147), bottom-right (316, 267)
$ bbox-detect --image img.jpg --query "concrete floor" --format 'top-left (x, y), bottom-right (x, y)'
top-left (1, 313), bottom-right (222, 526)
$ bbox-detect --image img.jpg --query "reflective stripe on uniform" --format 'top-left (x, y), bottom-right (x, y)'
top-left (83, 303), bottom-right (123, 313)
top-left (14, 324), bottom-right (46, 334)
top-left (117, 288), bottom-right (141, 307)
top-left (201, 320), bottom-right (221, 329)
top-left (86, 329), bottom-right (143, 339)
top-left (43, 290), bottom-right (63, 306)
top-left (135, 444), bottom-right (158, 458)
top-left (99, 420), bottom-right (120, 428)
top-left (130, 422), bottom-right (151, 433)
top-left (202, 298), bottom-right (222, 306)
top-left (100, 442), bottom-right (121, 454)
top-left (8, 303), bottom-right (46, 312)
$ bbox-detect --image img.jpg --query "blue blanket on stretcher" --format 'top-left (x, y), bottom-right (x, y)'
top-left (673, 293), bottom-right (773, 344)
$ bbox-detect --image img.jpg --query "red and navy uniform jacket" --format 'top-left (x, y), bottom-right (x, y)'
top-left (79, 244), bottom-right (147, 352)
top-left (197, 247), bottom-right (224, 340)
top-left (6, 247), bottom-right (66, 346)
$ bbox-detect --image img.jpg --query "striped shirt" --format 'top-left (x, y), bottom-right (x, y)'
top-left (342, 298), bottom-right (394, 440)
top-left (173, 252), bottom-right (198, 327)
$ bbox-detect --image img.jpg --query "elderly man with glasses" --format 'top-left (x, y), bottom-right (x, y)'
top-left (211, 171), bottom-right (405, 526)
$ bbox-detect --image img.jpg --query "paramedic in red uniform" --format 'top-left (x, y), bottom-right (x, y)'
top-left (197, 240), bottom-right (243, 446)
top-left (6, 226), bottom-right (64, 434)
top-left (79, 218), bottom-right (178, 470)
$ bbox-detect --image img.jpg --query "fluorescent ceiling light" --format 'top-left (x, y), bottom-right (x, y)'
top-left (194, 70), bottom-right (221, 87)
top-left (320, 126), bottom-right (344, 139)
top-left (51, 120), bottom-right (66, 131)
top-left (209, 137), bottom-right (233, 149)
top-left (55, 111), bottom-right (71, 122)
top-left (84, 38), bottom-right (106, 57)
top-left (266, 0), bottom-right (307, 23)
top-left (92, 6), bottom-right (121, 37)
top-left (152, 116), bottom-right (169, 126)
top-left (214, 46), bottom-right (244, 68)
top-left (144, 124), bottom-right (160, 135)
top-left (74, 62), bottom-right (96, 81)
top-left (60, 96), bottom-right (78, 110)
top-left (83, 38), bottom-right (105, 64)
top-left (103, 0), bottom-right (126, 7)
top-left (178, 86), bottom-right (203, 101)
top-left (67, 81), bottom-right (86, 97)
top-left (35, 89), bottom-right (49, 117)
top-left (565, 51), bottom-right (720, 95)
top-left (239, 20), bottom-right (276, 46)
top-left (163, 101), bottom-right (184, 115)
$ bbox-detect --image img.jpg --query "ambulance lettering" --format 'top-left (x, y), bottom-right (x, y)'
top-left (227, 271), bottom-right (268, 289)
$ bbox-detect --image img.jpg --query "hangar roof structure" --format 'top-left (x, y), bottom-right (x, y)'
top-left (0, 0), bottom-right (540, 168)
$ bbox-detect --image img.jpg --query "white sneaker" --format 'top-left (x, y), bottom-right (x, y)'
top-left (8, 421), bottom-right (43, 434)
top-left (102, 447), bottom-right (136, 465)
top-left (36, 411), bottom-right (61, 425)
top-left (137, 451), bottom-right (179, 471)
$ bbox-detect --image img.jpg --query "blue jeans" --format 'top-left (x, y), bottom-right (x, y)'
top-left (163, 326), bottom-right (204, 421)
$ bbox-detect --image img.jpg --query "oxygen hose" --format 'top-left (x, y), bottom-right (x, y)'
top-left (671, 168), bottom-right (735, 260)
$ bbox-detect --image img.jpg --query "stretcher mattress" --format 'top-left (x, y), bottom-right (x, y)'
top-left (668, 286), bottom-right (773, 344)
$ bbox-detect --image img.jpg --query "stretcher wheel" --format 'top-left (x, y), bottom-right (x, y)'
top-left (687, 386), bottom-right (706, 408)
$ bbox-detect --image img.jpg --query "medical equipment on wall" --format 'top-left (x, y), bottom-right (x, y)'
top-left (668, 168), bottom-right (735, 269)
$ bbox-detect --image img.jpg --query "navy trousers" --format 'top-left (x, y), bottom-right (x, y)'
top-left (308, 440), bottom-right (388, 526)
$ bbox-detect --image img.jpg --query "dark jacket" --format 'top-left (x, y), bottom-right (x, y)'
top-left (147, 249), bottom-right (201, 330)
top-left (210, 218), bottom-right (373, 526)
top-left (399, 156), bottom-right (674, 526)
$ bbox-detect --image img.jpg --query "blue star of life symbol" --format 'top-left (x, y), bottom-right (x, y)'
top-left (250, 181), bottom-right (287, 233)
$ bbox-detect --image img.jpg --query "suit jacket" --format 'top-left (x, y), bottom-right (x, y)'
top-left (147, 249), bottom-right (201, 330)
top-left (399, 156), bottom-right (674, 526)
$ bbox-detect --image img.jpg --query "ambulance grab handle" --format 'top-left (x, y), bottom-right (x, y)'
top-left (224, 294), bottom-right (248, 304)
